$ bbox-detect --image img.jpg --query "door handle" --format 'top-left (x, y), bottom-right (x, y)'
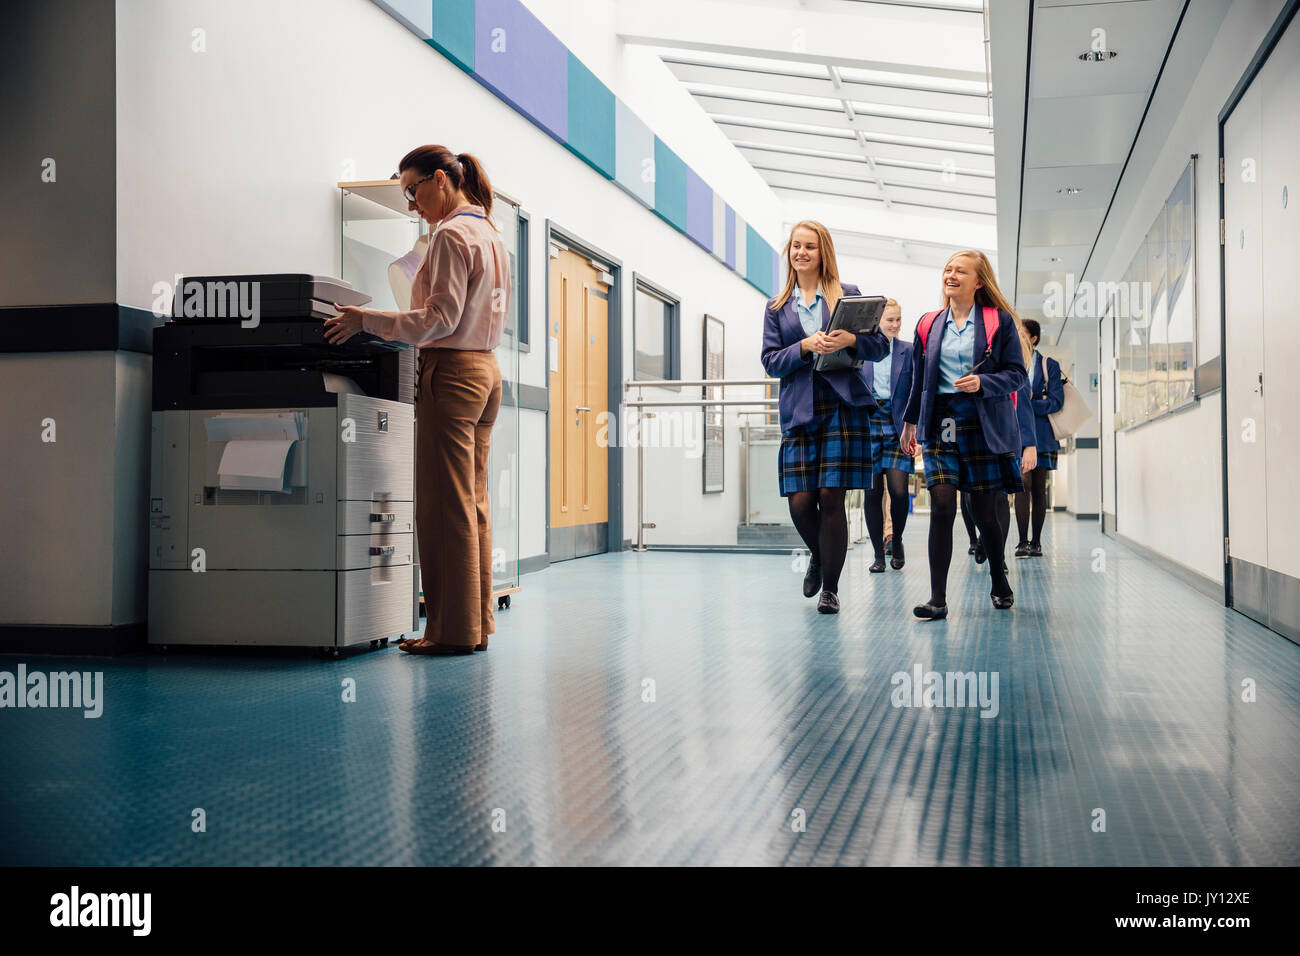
top-left (575, 405), bottom-right (590, 425)
top-left (1254, 370), bottom-right (1263, 395)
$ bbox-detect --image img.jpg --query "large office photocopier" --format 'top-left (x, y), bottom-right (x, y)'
top-left (148, 274), bottom-right (418, 654)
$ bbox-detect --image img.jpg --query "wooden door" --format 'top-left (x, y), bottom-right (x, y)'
top-left (548, 244), bottom-right (610, 559)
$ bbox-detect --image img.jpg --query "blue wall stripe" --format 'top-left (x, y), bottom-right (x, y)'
top-left (652, 137), bottom-right (687, 233)
top-left (565, 53), bottom-right (615, 179)
top-left (613, 98), bottom-right (655, 207)
top-left (429, 0), bottom-right (475, 72)
top-left (376, 0), bottom-right (776, 293)
top-left (473, 0), bottom-right (567, 142)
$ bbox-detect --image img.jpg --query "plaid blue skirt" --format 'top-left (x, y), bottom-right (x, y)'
top-left (869, 400), bottom-right (914, 474)
top-left (1033, 451), bottom-right (1058, 471)
top-left (922, 393), bottom-right (1024, 494)
top-left (779, 375), bottom-right (875, 495)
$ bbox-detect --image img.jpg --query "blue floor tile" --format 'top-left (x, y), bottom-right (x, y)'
top-left (1, 516), bottom-right (1297, 865)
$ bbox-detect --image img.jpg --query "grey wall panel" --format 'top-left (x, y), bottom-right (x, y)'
top-left (0, 353), bottom-right (118, 627)
top-left (0, 0), bottom-right (116, 306)
top-left (1231, 557), bottom-right (1269, 629)
top-left (111, 352), bottom-right (151, 624)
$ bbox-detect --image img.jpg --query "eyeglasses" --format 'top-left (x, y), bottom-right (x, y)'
top-left (403, 174), bottom-right (436, 204)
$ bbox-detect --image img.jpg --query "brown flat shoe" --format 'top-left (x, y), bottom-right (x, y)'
top-left (400, 639), bottom-right (474, 656)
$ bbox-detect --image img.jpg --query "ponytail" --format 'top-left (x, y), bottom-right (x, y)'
top-left (456, 152), bottom-right (494, 224)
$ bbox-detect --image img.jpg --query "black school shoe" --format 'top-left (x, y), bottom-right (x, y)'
top-left (1029, 543), bottom-right (1043, 557)
top-left (817, 591), bottom-right (840, 614)
top-left (913, 602), bottom-right (948, 620)
top-left (803, 559), bottom-right (822, 598)
top-left (869, 553), bottom-right (886, 573)
top-left (973, 540), bottom-right (987, 564)
top-left (991, 590), bottom-right (1014, 610)
top-left (890, 538), bottom-right (905, 570)
top-left (1014, 541), bottom-right (1031, 558)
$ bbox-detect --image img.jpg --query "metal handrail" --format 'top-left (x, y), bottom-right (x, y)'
top-left (626, 377), bottom-right (776, 388)
top-left (623, 376), bottom-right (779, 551)
top-left (624, 398), bottom-right (777, 407)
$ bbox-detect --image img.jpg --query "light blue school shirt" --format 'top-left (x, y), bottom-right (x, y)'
top-left (938, 308), bottom-right (977, 394)
top-left (794, 286), bottom-right (825, 337)
top-left (872, 352), bottom-right (891, 401)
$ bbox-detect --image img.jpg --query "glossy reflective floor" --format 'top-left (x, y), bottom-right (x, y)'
top-left (2, 515), bottom-right (1298, 866)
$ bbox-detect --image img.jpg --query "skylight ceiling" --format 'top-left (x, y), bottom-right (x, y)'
top-left (629, 0), bottom-right (995, 222)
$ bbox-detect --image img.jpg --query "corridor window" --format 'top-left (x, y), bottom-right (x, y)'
top-left (634, 277), bottom-right (680, 382)
top-left (1115, 158), bottom-right (1198, 428)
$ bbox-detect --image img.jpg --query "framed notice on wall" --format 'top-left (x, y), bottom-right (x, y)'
top-left (703, 315), bottom-right (725, 494)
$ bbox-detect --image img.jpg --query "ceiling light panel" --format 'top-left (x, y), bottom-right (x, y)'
top-left (1029, 0), bottom-right (1183, 99)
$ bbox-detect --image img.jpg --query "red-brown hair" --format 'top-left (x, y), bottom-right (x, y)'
top-left (398, 144), bottom-right (495, 225)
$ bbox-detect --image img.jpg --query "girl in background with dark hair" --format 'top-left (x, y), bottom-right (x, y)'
top-left (1014, 318), bottom-right (1064, 557)
top-left (326, 145), bottom-right (509, 655)
top-left (963, 372), bottom-right (1038, 570)
top-left (761, 220), bottom-right (890, 614)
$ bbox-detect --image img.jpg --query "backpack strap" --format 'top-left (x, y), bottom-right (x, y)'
top-left (916, 310), bottom-right (944, 353)
top-left (981, 306), bottom-right (1000, 351)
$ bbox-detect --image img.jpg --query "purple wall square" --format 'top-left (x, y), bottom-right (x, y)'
top-left (685, 167), bottom-right (713, 250)
top-left (474, 0), bottom-right (567, 141)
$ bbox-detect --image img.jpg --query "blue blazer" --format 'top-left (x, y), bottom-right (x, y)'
top-left (901, 307), bottom-right (1028, 456)
top-left (868, 337), bottom-right (914, 435)
top-left (1029, 353), bottom-right (1064, 452)
top-left (1015, 382), bottom-right (1036, 450)
top-left (760, 282), bottom-right (891, 433)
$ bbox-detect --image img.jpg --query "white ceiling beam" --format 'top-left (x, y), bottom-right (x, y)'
top-left (622, 34), bottom-right (987, 84)
top-left (662, 56), bottom-right (992, 113)
top-left (616, 0), bottom-right (987, 83)
top-left (732, 140), bottom-right (995, 176)
top-left (785, 193), bottom-right (998, 250)
top-left (752, 162), bottom-right (994, 200)
top-left (829, 63), bottom-right (892, 208)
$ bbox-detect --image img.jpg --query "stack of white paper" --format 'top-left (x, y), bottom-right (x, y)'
top-left (203, 412), bottom-right (307, 493)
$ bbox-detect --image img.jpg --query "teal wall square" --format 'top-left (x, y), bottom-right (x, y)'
top-left (430, 0), bottom-right (474, 72)
top-left (653, 137), bottom-right (687, 233)
top-left (566, 53), bottom-right (615, 179)
top-left (746, 225), bottom-right (773, 296)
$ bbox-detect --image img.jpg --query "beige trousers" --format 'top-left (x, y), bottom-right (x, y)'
top-left (415, 348), bottom-right (502, 647)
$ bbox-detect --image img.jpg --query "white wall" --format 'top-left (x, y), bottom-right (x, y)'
top-left (834, 255), bottom-right (944, 339)
top-left (115, 0), bottom-right (778, 561)
top-left (1088, 0), bottom-right (1285, 583)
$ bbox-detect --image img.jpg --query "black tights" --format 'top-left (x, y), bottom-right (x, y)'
top-left (961, 491), bottom-right (1010, 551)
top-left (788, 487), bottom-right (848, 594)
top-left (929, 485), bottom-right (1012, 605)
top-left (865, 468), bottom-right (910, 557)
top-left (1014, 468), bottom-right (1050, 545)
